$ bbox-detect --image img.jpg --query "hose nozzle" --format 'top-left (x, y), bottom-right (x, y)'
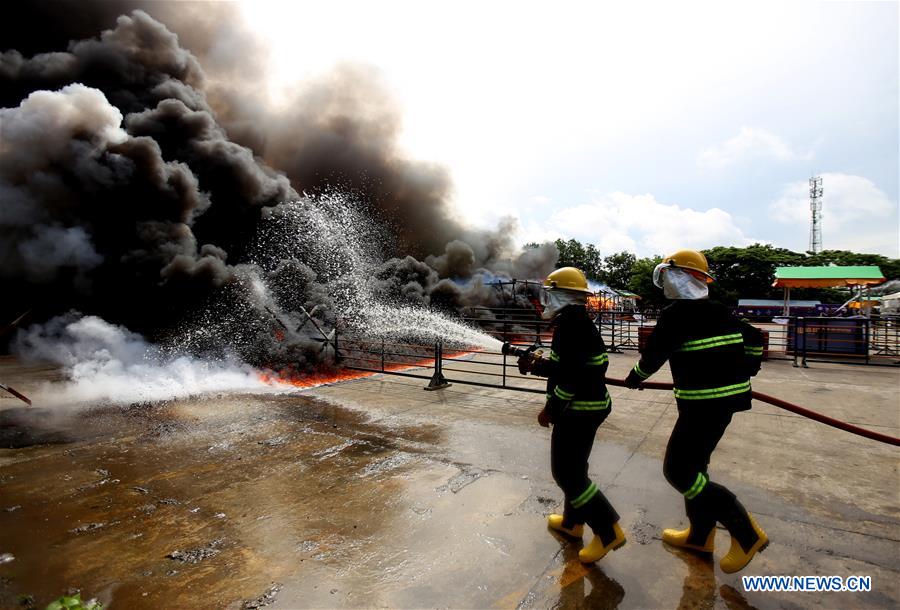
top-left (501, 342), bottom-right (530, 358)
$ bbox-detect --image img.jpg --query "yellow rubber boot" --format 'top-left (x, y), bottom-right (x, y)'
top-left (720, 515), bottom-right (768, 574)
top-left (547, 514), bottom-right (584, 538)
top-left (578, 522), bottom-right (626, 563)
top-left (662, 526), bottom-right (715, 553)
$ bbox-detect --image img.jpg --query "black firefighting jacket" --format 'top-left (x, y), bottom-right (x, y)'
top-left (630, 300), bottom-right (763, 411)
top-left (532, 305), bottom-right (611, 415)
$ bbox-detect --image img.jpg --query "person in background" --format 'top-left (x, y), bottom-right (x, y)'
top-left (624, 249), bottom-right (767, 574)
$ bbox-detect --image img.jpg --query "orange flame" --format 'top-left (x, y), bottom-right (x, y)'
top-left (258, 368), bottom-right (379, 388)
top-left (587, 295), bottom-right (614, 311)
top-left (259, 351), bottom-right (475, 389)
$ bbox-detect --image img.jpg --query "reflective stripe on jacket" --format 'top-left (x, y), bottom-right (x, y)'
top-left (630, 300), bottom-right (763, 410)
top-left (534, 305), bottom-right (611, 412)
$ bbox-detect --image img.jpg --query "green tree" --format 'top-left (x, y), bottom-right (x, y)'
top-left (806, 250), bottom-right (900, 280)
top-left (702, 245), bottom-right (899, 305)
top-left (583, 243), bottom-right (603, 280)
top-left (554, 238), bottom-right (602, 280)
top-left (602, 251), bottom-right (637, 288)
top-left (702, 244), bottom-right (802, 305)
top-left (555, 238), bottom-right (585, 269)
top-left (627, 256), bottom-right (664, 309)
top-left (530, 241), bottom-right (899, 308)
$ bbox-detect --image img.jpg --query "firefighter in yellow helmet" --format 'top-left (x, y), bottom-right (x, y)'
top-left (519, 267), bottom-right (626, 563)
top-left (624, 249), bottom-right (768, 573)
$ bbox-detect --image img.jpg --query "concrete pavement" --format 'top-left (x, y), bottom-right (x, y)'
top-left (0, 354), bottom-right (897, 608)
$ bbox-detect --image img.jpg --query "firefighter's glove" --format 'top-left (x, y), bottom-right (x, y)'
top-left (537, 406), bottom-right (551, 428)
top-left (624, 370), bottom-right (645, 390)
top-left (517, 350), bottom-right (544, 375)
top-left (544, 395), bottom-right (570, 422)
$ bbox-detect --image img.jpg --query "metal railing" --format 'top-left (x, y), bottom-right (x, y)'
top-left (338, 335), bottom-right (547, 394)
top-left (336, 310), bottom-right (898, 394)
top-left (781, 316), bottom-right (900, 367)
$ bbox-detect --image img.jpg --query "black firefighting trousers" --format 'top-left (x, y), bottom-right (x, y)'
top-left (550, 410), bottom-right (620, 545)
top-left (663, 406), bottom-right (759, 551)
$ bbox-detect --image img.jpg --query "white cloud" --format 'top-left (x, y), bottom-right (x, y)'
top-left (519, 192), bottom-right (757, 257)
top-left (769, 173), bottom-right (898, 256)
top-left (698, 127), bottom-right (814, 168)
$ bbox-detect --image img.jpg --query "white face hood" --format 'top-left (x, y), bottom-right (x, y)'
top-left (653, 265), bottom-right (709, 300)
top-left (540, 288), bottom-right (587, 319)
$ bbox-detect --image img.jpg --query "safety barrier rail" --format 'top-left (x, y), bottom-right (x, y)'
top-left (458, 307), bottom-right (655, 354)
top-left (457, 308), bottom-right (899, 367)
top-left (725, 315), bottom-right (899, 367)
top-left (334, 322), bottom-right (900, 446)
top-left (338, 334), bottom-right (547, 394)
top-left (336, 311), bottom-right (897, 403)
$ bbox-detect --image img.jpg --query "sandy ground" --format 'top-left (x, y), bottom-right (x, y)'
top-left (0, 353), bottom-right (898, 609)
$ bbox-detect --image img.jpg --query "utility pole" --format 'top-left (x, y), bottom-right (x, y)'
top-left (809, 176), bottom-right (823, 253)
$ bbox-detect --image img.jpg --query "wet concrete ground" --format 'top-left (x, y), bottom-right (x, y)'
top-left (0, 354), bottom-right (897, 609)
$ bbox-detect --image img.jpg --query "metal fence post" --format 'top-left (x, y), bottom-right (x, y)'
top-left (792, 317), bottom-right (799, 368)
top-left (865, 319), bottom-right (871, 365)
top-left (610, 310), bottom-right (618, 353)
top-left (502, 320), bottom-right (509, 388)
top-left (424, 340), bottom-right (451, 391)
top-left (333, 324), bottom-right (342, 363)
top-left (801, 317), bottom-right (809, 368)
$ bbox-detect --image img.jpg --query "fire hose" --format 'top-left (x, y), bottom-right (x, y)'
top-left (501, 342), bottom-right (900, 447)
top-left (0, 311), bottom-right (33, 406)
top-left (603, 377), bottom-right (900, 447)
top-left (1, 382), bottom-right (31, 407)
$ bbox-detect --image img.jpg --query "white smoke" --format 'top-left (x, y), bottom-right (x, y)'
top-left (13, 314), bottom-right (278, 408)
top-left (0, 84), bottom-right (128, 178)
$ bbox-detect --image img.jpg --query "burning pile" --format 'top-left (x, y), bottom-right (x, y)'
top-left (1, 3), bottom-right (556, 401)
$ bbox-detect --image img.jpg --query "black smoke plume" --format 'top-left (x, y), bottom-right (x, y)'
top-left (1, 2), bottom-right (557, 367)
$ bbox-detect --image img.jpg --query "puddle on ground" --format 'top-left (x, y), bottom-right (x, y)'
top-left (1, 375), bottom-right (897, 609)
top-left (0, 392), bottom-right (442, 609)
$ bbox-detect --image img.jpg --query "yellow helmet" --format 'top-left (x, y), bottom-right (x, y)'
top-left (662, 249), bottom-right (714, 283)
top-left (543, 267), bottom-right (591, 293)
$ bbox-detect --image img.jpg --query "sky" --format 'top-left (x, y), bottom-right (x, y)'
top-left (238, 0), bottom-right (899, 258)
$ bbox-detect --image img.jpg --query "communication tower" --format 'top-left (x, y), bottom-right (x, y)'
top-left (809, 176), bottom-right (823, 253)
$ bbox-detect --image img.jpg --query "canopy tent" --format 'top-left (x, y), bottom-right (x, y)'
top-left (772, 266), bottom-right (885, 288)
top-left (771, 266), bottom-right (885, 315)
top-left (614, 289), bottom-right (641, 299)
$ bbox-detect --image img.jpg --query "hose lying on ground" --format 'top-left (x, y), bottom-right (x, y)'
top-left (1, 382), bottom-right (31, 406)
top-left (604, 377), bottom-right (900, 448)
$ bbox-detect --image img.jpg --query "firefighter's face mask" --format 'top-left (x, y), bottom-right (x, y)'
top-left (653, 265), bottom-right (709, 300)
top-left (540, 288), bottom-right (586, 319)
